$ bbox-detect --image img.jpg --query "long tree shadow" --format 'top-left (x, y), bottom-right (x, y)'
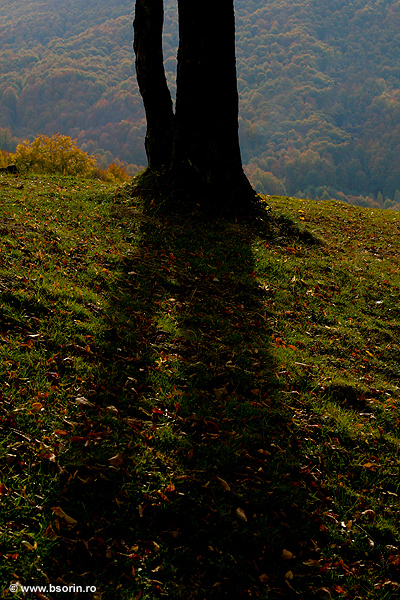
top-left (44, 198), bottom-right (321, 599)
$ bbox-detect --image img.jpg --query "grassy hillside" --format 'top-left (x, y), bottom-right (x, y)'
top-left (0, 170), bottom-right (399, 599)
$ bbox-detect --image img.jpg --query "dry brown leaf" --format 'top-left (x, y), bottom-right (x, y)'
top-left (259, 574), bottom-right (269, 583)
top-left (52, 507), bottom-right (77, 526)
top-left (361, 509), bottom-right (376, 520)
top-left (22, 540), bottom-right (37, 551)
top-left (303, 559), bottom-right (320, 567)
top-left (285, 571), bottom-right (294, 580)
top-left (281, 549), bottom-right (294, 560)
top-left (258, 448), bottom-right (272, 456)
top-left (213, 386), bottom-right (227, 398)
top-left (31, 402), bottom-right (43, 413)
top-left (216, 476), bottom-right (231, 491)
top-left (74, 396), bottom-right (95, 407)
top-left (108, 453), bottom-right (124, 467)
top-left (236, 507), bottom-right (247, 521)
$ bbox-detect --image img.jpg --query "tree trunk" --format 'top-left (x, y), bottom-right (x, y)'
top-left (170, 0), bottom-right (255, 210)
top-left (133, 0), bottom-right (174, 170)
top-left (133, 0), bottom-right (257, 214)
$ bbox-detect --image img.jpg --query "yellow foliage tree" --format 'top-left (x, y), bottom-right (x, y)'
top-left (91, 162), bottom-right (131, 183)
top-left (13, 133), bottom-right (96, 176)
top-left (0, 149), bottom-right (10, 168)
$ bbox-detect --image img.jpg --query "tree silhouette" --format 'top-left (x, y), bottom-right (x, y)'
top-left (133, 0), bottom-right (174, 170)
top-left (133, 0), bottom-right (256, 214)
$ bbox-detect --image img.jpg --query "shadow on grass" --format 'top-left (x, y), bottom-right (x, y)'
top-left (43, 202), bottom-right (320, 599)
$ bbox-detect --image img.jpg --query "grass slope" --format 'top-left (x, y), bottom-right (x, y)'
top-left (0, 171), bottom-right (399, 600)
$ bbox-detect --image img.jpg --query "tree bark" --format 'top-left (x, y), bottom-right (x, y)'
top-left (170, 0), bottom-right (255, 209)
top-left (133, 0), bottom-right (174, 170)
top-left (133, 0), bottom-right (257, 214)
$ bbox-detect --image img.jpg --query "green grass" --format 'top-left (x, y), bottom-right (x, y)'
top-left (1, 171), bottom-right (400, 599)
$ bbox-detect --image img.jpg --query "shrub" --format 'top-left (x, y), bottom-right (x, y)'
top-left (13, 133), bottom-right (96, 176)
top-left (91, 163), bottom-right (130, 183)
top-left (0, 149), bottom-right (10, 168)
top-left (107, 162), bottom-right (130, 182)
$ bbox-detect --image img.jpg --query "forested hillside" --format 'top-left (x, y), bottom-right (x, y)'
top-left (236, 0), bottom-right (400, 209)
top-left (1, 0), bottom-right (400, 207)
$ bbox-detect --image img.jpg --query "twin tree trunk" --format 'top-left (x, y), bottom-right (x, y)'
top-left (133, 0), bottom-right (255, 212)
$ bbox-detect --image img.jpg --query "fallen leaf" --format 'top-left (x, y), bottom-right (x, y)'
top-left (31, 402), bottom-right (43, 413)
top-left (332, 585), bottom-right (347, 594)
top-left (285, 571), bottom-right (294, 580)
top-left (52, 507), bottom-right (77, 526)
top-left (281, 549), bottom-right (294, 560)
top-left (216, 476), bottom-right (231, 491)
top-left (259, 574), bottom-right (269, 583)
top-left (205, 420), bottom-right (220, 432)
top-left (303, 559), bottom-right (320, 567)
top-left (213, 386), bottom-right (227, 398)
top-left (236, 507), bottom-right (247, 522)
top-left (108, 453), bottom-right (124, 467)
top-left (22, 540), bottom-right (37, 551)
top-left (258, 448), bottom-right (272, 456)
top-left (361, 509), bottom-right (376, 520)
top-left (74, 396), bottom-right (95, 407)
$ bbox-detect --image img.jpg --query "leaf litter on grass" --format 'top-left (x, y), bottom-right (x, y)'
top-left (0, 174), bottom-right (399, 599)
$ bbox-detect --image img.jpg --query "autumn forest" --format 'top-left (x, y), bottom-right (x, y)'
top-left (1, 0), bottom-right (400, 209)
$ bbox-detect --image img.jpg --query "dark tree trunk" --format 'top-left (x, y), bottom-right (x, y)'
top-left (133, 0), bottom-right (257, 214)
top-left (133, 0), bottom-right (174, 170)
top-left (170, 0), bottom-right (255, 210)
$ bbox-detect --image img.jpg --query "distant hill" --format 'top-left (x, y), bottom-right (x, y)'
top-left (236, 0), bottom-right (400, 209)
top-left (1, 0), bottom-right (400, 208)
top-left (0, 0), bottom-right (167, 171)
